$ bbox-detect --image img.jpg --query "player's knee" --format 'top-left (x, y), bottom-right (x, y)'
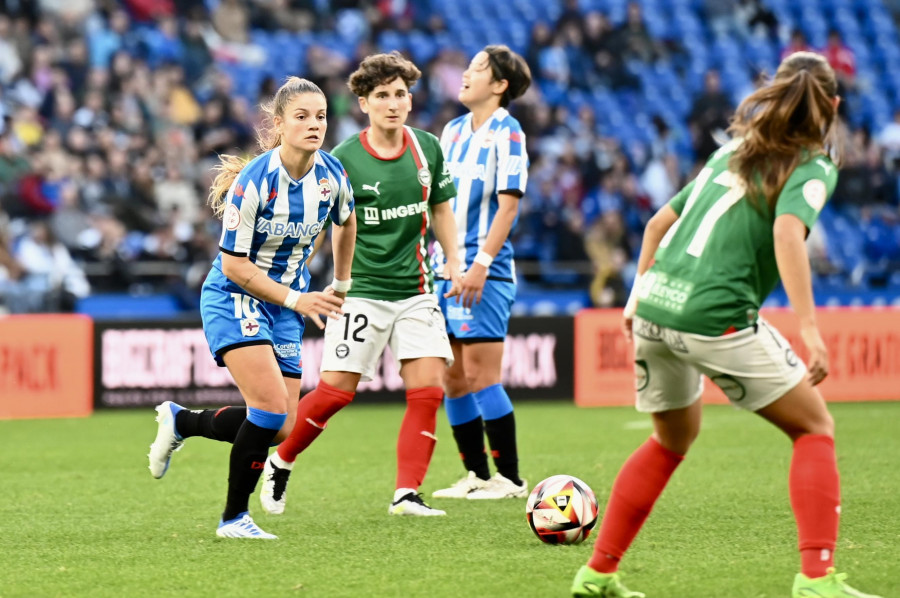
top-left (443, 369), bottom-right (468, 398)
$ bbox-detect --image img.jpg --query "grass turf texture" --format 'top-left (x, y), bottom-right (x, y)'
top-left (1, 401), bottom-right (897, 598)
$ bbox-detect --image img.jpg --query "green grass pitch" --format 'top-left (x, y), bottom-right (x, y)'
top-left (1, 400), bottom-right (897, 598)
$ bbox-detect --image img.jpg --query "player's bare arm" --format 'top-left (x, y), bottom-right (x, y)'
top-left (622, 205), bottom-right (679, 341)
top-left (459, 191), bottom-right (519, 308)
top-left (431, 200), bottom-right (462, 298)
top-left (329, 210), bottom-right (357, 300)
top-left (220, 252), bottom-right (344, 328)
top-left (774, 213), bottom-right (828, 385)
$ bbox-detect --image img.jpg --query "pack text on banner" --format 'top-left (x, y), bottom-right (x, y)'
top-left (575, 308), bottom-right (900, 407)
top-left (93, 317), bottom-right (574, 408)
top-left (0, 314), bottom-right (94, 419)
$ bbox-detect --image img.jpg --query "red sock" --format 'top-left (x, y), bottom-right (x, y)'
top-left (791, 434), bottom-right (840, 579)
top-left (277, 381), bottom-right (354, 463)
top-left (396, 387), bottom-right (443, 490)
top-left (588, 437), bottom-right (684, 573)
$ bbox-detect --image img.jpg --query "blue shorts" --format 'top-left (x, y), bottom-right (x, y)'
top-left (200, 267), bottom-right (305, 377)
top-left (435, 278), bottom-right (516, 342)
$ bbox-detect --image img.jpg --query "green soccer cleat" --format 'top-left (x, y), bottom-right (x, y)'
top-left (792, 568), bottom-right (883, 598)
top-left (571, 566), bottom-right (646, 598)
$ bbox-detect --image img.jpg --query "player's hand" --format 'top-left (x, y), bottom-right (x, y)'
top-left (458, 263), bottom-right (488, 308)
top-left (621, 315), bottom-right (634, 342)
top-left (323, 285), bottom-right (347, 301)
top-left (293, 291), bottom-right (344, 329)
top-left (800, 324), bottom-right (829, 385)
top-left (442, 259), bottom-right (463, 299)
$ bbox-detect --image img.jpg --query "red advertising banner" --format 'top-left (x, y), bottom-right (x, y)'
top-left (0, 315), bottom-right (94, 419)
top-left (575, 308), bottom-right (900, 407)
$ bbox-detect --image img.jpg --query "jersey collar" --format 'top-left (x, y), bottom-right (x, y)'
top-left (359, 127), bottom-right (410, 161)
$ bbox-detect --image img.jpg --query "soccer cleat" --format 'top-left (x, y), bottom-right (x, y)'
top-left (260, 456), bottom-right (292, 515)
top-left (571, 566), bottom-right (646, 598)
top-left (792, 568), bottom-right (883, 598)
top-left (147, 401), bottom-right (184, 479)
top-left (216, 513), bottom-right (277, 539)
top-left (466, 473), bottom-right (528, 500)
top-left (431, 471), bottom-right (490, 499)
top-left (389, 492), bottom-right (447, 516)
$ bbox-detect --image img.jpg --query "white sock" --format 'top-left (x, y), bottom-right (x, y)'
top-left (269, 451), bottom-right (294, 471)
top-left (393, 487), bottom-right (416, 502)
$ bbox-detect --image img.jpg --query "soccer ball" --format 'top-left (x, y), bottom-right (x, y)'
top-left (525, 475), bottom-right (599, 545)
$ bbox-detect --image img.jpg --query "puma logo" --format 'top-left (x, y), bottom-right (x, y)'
top-left (362, 181), bottom-right (381, 195)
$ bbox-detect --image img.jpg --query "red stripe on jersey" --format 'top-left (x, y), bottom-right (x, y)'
top-left (404, 128), bottom-right (429, 294)
top-left (509, 131), bottom-right (522, 143)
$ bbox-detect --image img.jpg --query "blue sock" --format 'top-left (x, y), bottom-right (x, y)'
top-left (473, 384), bottom-right (513, 420)
top-left (444, 393), bottom-right (481, 426)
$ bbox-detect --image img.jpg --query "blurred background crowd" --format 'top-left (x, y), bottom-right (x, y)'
top-left (1, 0), bottom-right (899, 318)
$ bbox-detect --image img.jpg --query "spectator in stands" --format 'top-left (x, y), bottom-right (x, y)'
top-left (610, 2), bottom-right (664, 65)
top-left (736, 0), bottom-right (779, 40)
top-left (689, 69), bottom-right (733, 167)
top-left (822, 30), bottom-right (856, 89)
top-left (782, 28), bottom-right (813, 60)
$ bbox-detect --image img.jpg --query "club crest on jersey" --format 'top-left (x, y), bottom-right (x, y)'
top-left (318, 177), bottom-right (332, 201)
top-left (241, 318), bottom-right (260, 337)
top-left (224, 204), bottom-right (241, 231)
top-left (417, 167), bottom-right (432, 187)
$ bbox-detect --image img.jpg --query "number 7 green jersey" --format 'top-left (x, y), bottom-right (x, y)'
top-left (635, 139), bottom-right (838, 335)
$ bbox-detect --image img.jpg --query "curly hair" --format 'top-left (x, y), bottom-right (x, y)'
top-left (347, 51), bottom-right (422, 98)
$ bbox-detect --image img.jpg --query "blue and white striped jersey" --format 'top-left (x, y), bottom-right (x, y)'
top-left (215, 147), bottom-right (354, 292)
top-left (432, 107), bottom-right (528, 281)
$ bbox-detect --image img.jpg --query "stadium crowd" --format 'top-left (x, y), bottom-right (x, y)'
top-left (1, 0), bottom-right (899, 315)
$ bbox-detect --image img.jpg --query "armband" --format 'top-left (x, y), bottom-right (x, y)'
top-left (331, 278), bottom-right (352, 293)
top-left (283, 289), bottom-right (301, 310)
top-left (473, 251), bottom-right (494, 268)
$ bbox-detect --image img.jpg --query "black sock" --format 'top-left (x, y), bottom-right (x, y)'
top-left (484, 412), bottom-right (521, 486)
top-left (222, 419), bottom-right (278, 522)
top-left (450, 417), bottom-right (491, 480)
top-left (176, 406), bottom-right (246, 443)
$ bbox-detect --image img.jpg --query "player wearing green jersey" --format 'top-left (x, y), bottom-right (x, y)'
top-left (260, 52), bottom-right (462, 517)
top-left (573, 53), bottom-right (882, 598)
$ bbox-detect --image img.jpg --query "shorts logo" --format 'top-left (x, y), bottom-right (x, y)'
top-left (241, 318), bottom-right (260, 337)
top-left (635, 359), bottom-right (649, 391)
top-left (785, 348), bottom-right (798, 367)
top-left (335, 343), bottom-right (350, 358)
top-left (711, 375), bottom-right (746, 402)
top-left (224, 204), bottom-right (241, 231)
top-left (417, 167), bottom-right (432, 187)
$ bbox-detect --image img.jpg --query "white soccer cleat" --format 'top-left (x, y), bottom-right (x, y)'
top-left (466, 473), bottom-right (528, 500)
top-left (431, 471), bottom-right (490, 499)
top-left (216, 513), bottom-right (277, 539)
top-left (147, 401), bottom-right (184, 479)
top-left (260, 455), bottom-right (291, 515)
top-left (389, 492), bottom-right (447, 516)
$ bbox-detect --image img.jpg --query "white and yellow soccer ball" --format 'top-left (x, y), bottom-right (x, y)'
top-left (525, 475), bottom-right (599, 545)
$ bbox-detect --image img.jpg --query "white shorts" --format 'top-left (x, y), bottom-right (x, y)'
top-left (632, 315), bottom-right (806, 413)
top-left (320, 294), bottom-right (454, 382)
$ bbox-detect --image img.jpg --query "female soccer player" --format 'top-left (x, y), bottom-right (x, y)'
top-left (259, 52), bottom-right (462, 517)
top-left (572, 53), bottom-right (882, 598)
top-left (147, 77), bottom-right (356, 540)
top-left (430, 45), bottom-right (533, 500)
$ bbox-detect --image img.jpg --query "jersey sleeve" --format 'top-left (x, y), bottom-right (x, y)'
top-left (495, 121), bottom-right (528, 196)
top-left (218, 171), bottom-right (260, 256)
top-left (666, 178), bottom-right (696, 216)
top-left (331, 165), bottom-right (355, 226)
top-left (427, 133), bottom-right (456, 205)
top-left (774, 157), bottom-right (837, 230)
